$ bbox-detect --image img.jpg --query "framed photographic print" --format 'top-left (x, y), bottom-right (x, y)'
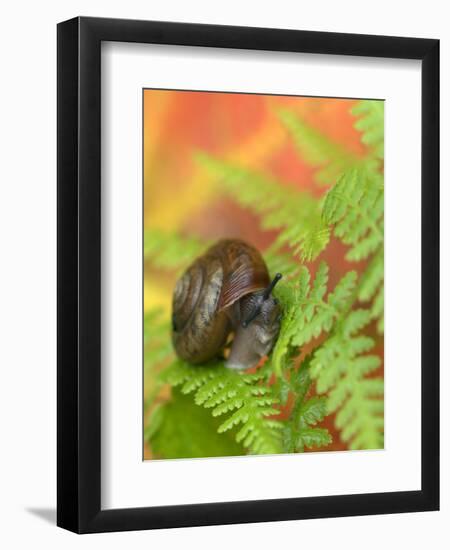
top-left (57, 17), bottom-right (439, 533)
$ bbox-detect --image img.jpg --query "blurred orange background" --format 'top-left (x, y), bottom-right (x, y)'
top-left (144, 90), bottom-right (366, 308)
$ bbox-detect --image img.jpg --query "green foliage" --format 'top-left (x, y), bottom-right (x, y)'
top-left (352, 100), bottom-right (384, 161)
top-left (310, 309), bottom-right (384, 449)
top-left (358, 248), bottom-right (384, 333)
top-left (278, 108), bottom-right (358, 186)
top-left (322, 168), bottom-right (383, 262)
top-left (278, 102), bottom-right (384, 185)
top-left (195, 151), bottom-right (330, 262)
top-left (161, 360), bottom-right (284, 455)
top-left (267, 264), bottom-right (351, 453)
top-left (282, 359), bottom-right (332, 453)
top-left (271, 261), bottom-right (383, 451)
top-left (320, 165), bottom-right (384, 332)
top-left (144, 228), bottom-right (210, 271)
top-left (147, 389), bottom-right (243, 459)
top-left (144, 98), bottom-right (384, 459)
top-left (271, 262), bottom-right (356, 376)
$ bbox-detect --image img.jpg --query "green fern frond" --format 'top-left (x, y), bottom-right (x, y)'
top-left (322, 168), bottom-right (383, 261)
top-left (352, 100), bottom-right (384, 161)
top-left (278, 108), bottom-right (359, 186)
top-left (310, 309), bottom-right (384, 449)
top-left (161, 360), bottom-right (284, 455)
top-left (282, 361), bottom-right (332, 452)
top-left (369, 284), bottom-right (384, 333)
top-left (288, 262), bottom-right (357, 349)
top-left (144, 228), bottom-right (210, 271)
top-left (271, 262), bottom-right (357, 376)
top-left (278, 99), bottom-right (384, 267)
top-left (195, 152), bottom-right (329, 262)
top-left (147, 389), bottom-right (244, 459)
top-left (300, 224), bottom-right (332, 262)
top-left (270, 276), bottom-right (304, 377)
top-left (358, 248), bottom-right (384, 333)
top-left (145, 98), bottom-right (385, 457)
top-left (358, 248), bottom-right (383, 301)
top-left (272, 263), bottom-right (382, 450)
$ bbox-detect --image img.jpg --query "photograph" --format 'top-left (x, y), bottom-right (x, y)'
top-left (143, 89), bottom-right (385, 460)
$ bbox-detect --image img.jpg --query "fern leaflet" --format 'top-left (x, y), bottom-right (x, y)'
top-left (195, 151), bottom-right (329, 262)
top-left (278, 108), bottom-right (359, 186)
top-left (161, 360), bottom-right (284, 455)
top-left (271, 262), bottom-right (357, 376)
top-left (358, 247), bottom-right (384, 333)
top-left (147, 389), bottom-right (243, 459)
top-left (282, 359), bottom-right (332, 452)
top-left (322, 168), bottom-right (383, 262)
top-left (352, 100), bottom-right (384, 161)
top-left (310, 309), bottom-right (384, 449)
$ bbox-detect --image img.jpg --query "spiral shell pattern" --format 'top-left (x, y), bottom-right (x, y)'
top-left (172, 258), bottom-right (230, 363)
top-left (171, 239), bottom-right (271, 365)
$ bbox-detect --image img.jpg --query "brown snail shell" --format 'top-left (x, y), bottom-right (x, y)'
top-left (172, 239), bottom-right (282, 370)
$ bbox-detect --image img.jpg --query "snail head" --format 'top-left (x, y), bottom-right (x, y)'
top-left (241, 273), bottom-right (282, 328)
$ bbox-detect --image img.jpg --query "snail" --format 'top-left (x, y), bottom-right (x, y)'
top-left (171, 239), bottom-right (282, 370)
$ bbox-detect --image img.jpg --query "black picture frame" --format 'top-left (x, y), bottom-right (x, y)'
top-left (57, 16), bottom-right (439, 534)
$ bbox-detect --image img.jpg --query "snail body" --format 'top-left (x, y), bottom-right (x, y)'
top-left (171, 239), bottom-right (282, 370)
